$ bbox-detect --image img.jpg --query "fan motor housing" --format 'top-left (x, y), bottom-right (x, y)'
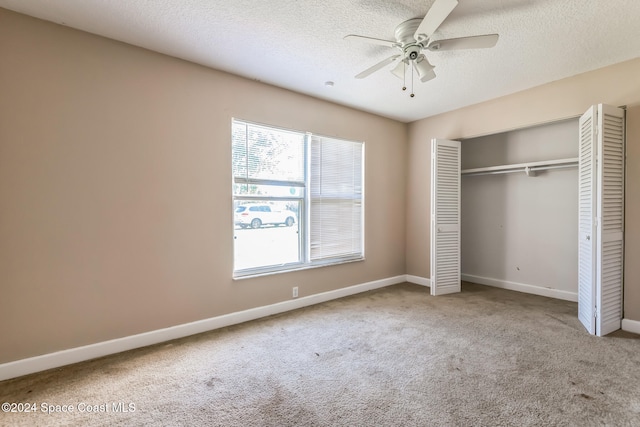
top-left (394, 18), bottom-right (424, 45)
top-left (405, 45), bottom-right (421, 60)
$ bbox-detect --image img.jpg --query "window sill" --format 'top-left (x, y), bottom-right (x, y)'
top-left (233, 257), bottom-right (365, 280)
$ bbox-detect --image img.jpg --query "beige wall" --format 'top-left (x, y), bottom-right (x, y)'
top-left (406, 57), bottom-right (640, 321)
top-left (0, 9), bottom-right (407, 363)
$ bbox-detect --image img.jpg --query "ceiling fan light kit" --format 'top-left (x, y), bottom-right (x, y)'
top-left (345, 0), bottom-right (498, 97)
top-left (414, 55), bottom-right (435, 82)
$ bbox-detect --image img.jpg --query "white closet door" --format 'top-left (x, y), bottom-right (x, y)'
top-left (430, 138), bottom-right (461, 296)
top-left (578, 106), bottom-right (597, 334)
top-left (596, 104), bottom-right (624, 336)
top-left (578, 104), bottom-right (625, 336)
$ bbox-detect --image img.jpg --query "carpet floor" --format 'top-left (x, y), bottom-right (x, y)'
top-left (1, 282), bottom-right (639, 426)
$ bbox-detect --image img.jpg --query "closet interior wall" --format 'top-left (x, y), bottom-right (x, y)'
top-left (461, 119), bottom-right (579, 299)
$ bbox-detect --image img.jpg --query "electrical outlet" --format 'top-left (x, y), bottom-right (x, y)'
top-left (292, 287), bottom-right (298, 298)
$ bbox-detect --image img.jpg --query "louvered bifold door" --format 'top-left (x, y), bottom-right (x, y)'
top-left (595, 104), bottom-right (625, 336)
top-left (430, 139), bottom-right (461, 296)
top-left (578, 106), bottom-right (597, 335)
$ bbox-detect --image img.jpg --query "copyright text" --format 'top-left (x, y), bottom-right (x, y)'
top-left (2, 402), bottom-right (136, 414)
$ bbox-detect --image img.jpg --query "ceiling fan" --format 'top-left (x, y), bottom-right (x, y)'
top-left (345, 0), bottom-right (498, 95)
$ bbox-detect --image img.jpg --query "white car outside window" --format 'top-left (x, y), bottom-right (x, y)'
top-left (235, 204), bottom-right (296, 229)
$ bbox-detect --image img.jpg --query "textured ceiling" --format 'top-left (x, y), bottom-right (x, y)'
top-left (2, 0), bottom-right (640, 122)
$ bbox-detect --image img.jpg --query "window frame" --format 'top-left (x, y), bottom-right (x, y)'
top-left (232, 119), bottom-right (364, 278)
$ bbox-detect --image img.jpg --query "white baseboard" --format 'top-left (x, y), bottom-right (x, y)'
top-left (462, 274), bottom-right (578, 302)
top-left (405, 275), bottom-right (430, 287)
top-left (0, 275), bottom-right (406, 382)
top-left (622, 318), bottom-right (640, 335)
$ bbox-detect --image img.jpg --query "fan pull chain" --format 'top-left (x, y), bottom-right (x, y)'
top-left (400, 60), bottom-right (415, 98)
top-left (410, 63), bottom-right (415, 98)
top-left (402, 60), bottom-right (406, 92)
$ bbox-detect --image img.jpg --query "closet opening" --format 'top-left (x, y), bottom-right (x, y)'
top-left (459, 118), bottom-right (580, 301)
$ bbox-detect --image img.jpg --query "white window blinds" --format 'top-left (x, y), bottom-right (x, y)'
top-left (310, 136), bottom-right (364, 262)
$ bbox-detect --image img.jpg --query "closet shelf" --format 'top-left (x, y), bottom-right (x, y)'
top-left (461, 157), bottom-right (578, 177)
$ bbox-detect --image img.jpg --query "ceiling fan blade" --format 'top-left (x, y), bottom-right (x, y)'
top-left (414, 0), bottom-right (459, 40)
top-left (355, 55), bottom-right (401, 79)
top-left (344, 34), bottom-right (398, 48)
top-left (413, 55), bottom-right (436, 82)
top-left (427, 34), bottom-right (499, 51)
top-left (390, 60), bottom-right (407, 80)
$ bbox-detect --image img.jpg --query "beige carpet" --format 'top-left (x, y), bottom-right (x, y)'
top-left (1, 282), bottom-right (639, 426)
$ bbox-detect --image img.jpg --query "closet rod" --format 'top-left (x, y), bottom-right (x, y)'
top-left (461, 157), bottom-right (578, 177)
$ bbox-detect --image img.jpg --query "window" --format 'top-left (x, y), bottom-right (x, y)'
top-left (232, 119), bottom-right (364, 276)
